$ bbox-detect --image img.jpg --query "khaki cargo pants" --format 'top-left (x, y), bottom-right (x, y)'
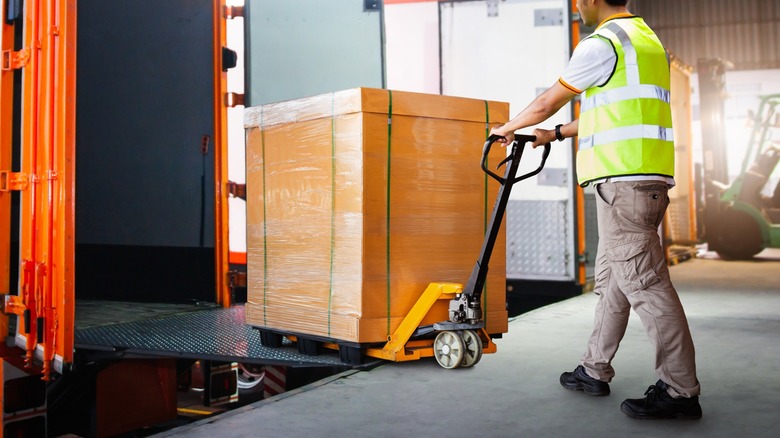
top-left (582, 181), bottom-right (701, 398)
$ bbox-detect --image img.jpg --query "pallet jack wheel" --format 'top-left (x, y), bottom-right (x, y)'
top-left (433, 331), bottom-right (465, 369)
top-left (459, 330), bottom-right (483, 368)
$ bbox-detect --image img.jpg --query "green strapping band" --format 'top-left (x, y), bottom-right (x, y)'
top-left (483, 100), bottom-right (489, 323)
top-left (386, 90), bottom-right (393, 337)
top-left (328, 93), bottom-right (336, 337)
top-left (261, 107), bottom-right (268, 326)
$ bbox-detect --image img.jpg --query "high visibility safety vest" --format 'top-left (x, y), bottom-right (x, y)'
top-left (576, 16), bottom-right (675, 187)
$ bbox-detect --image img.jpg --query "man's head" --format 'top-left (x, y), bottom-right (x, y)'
top-left (576, 0), bottom-right (629, 27)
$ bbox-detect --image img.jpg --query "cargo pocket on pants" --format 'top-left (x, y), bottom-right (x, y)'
top-left (605, 240), bottom-right (661, 293)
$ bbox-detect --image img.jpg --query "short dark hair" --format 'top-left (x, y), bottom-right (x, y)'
top-left (605, 0), bottom-right (628, 6)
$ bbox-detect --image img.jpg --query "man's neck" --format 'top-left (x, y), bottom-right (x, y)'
top-left (597, 6), bottom-right (630, 26)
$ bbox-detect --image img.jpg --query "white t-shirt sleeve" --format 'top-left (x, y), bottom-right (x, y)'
top-left (559, 36), bottom-right (617, 94)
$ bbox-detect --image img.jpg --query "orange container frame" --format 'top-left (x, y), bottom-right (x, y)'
top-left (0, 0), bottom-right (233, 380)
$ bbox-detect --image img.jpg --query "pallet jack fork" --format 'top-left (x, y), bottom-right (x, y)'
top-left (367, 135), bottom-right (550, 368)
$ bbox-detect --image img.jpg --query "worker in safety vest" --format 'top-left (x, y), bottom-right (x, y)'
top-left (490, 0), bottom-right (702, 420)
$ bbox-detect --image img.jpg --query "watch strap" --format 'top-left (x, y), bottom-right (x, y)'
top-left (555, 124), bottom-right (564, 142)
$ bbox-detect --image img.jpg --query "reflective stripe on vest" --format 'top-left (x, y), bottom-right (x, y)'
top-left (580, 84), bottom-right (670, 114)
top-left (579, 125), bottom-right (674, 151)
top-left (576, 17), bottom-right (674, 186)
top-left (604, 22), bottom-right (640, 86)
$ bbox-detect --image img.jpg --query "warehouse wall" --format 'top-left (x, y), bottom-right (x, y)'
top-left (384, 1), bottom-right (441, 94)
top-left (630, 0), bottom-right (780, 71)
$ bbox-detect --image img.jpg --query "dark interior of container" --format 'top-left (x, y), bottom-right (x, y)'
top-left (74, 0), bottom-right (216, 305)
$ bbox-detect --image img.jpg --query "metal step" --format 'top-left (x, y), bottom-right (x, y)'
top-left (75, 304), bottom-right (371, 368)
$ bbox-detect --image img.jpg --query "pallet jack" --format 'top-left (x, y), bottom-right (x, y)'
top-left (366, 134), bottom-right (550, 368)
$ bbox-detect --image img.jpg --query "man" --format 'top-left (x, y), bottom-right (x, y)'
top-left (490, 0), bottom-right (702, 420)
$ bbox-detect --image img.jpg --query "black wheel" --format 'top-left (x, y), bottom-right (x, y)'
top-left (715, 208), bottom-right (764, 260)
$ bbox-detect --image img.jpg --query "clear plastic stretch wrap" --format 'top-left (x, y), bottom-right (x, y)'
top-left (245, 88), bottom-right (510, 344)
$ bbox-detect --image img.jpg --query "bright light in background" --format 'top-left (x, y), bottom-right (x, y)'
top-left (227, 0), bottom-right (246, 254)
top-left (691, 69), bottom-right (780, 188)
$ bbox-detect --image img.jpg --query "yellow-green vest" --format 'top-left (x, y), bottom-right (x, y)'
top-left (576, 16), bottom-right (675, 187)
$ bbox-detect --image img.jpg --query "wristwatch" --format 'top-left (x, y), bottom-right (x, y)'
top-left (555, 124), bottom-right (564, 142)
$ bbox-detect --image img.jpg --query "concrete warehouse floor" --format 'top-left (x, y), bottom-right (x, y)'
top-left (159, 249), bottom-right (780, 438)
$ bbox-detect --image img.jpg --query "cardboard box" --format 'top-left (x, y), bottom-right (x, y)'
top-left (245, 87), bottom-right (509, 344)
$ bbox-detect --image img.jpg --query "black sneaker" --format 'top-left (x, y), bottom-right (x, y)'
top-left (560, 365), bottom-right (610, 396)
top-left (621, 380), bottom-right (702, 419)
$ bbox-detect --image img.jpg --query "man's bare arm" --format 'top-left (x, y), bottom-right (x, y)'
top-left (490, 81), bottom-right (578, 144)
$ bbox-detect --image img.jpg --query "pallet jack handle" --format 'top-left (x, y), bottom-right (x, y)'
top-left (442, 134), bottom-right (551, 326)
top-left (482, 134), bottom-right (551, 185)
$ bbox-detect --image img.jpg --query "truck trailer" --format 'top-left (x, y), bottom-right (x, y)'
top-left (0, 1), bottom-right (394, 436)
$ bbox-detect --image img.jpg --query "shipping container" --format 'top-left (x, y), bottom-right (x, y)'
top-left (0, 0), bottom-right (389, 436)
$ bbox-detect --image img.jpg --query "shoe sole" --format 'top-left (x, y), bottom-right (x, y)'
top-left (560, 375), bottom-right (610, 396)
top-left (620, 402), bottom-right (702, 420)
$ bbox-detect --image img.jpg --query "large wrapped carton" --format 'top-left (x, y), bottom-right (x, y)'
top-left (245, 88), bottom-right (509, 344)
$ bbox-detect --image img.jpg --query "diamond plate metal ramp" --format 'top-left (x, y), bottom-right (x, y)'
top-left (75, 305), bottom-right (373, 367)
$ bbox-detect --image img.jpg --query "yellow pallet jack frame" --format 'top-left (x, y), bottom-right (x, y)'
top-left (355, 135), bottom-right (549, 369)
top-left (364, 282), bottom-right (497, 367)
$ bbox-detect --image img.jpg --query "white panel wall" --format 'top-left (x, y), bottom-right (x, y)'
top-left (383, 0), bottom-right (580, 281)
top-left (440, 0), bottom-right (572, 202)
top-left (385, 1), bottom-right (441, 93)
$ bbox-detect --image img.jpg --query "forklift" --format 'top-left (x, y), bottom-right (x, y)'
top-left (707, 94), bottom-right (780, 260)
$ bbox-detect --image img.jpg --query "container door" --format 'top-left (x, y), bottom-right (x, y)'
top-left (244, 0), bottom-right (385, 106)
top-left (1, 0), bottom-right (18, 356)
top-left (3, 0), bottom-right (77, 378)
top-left (0, 0), bottom-right (17, 349)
